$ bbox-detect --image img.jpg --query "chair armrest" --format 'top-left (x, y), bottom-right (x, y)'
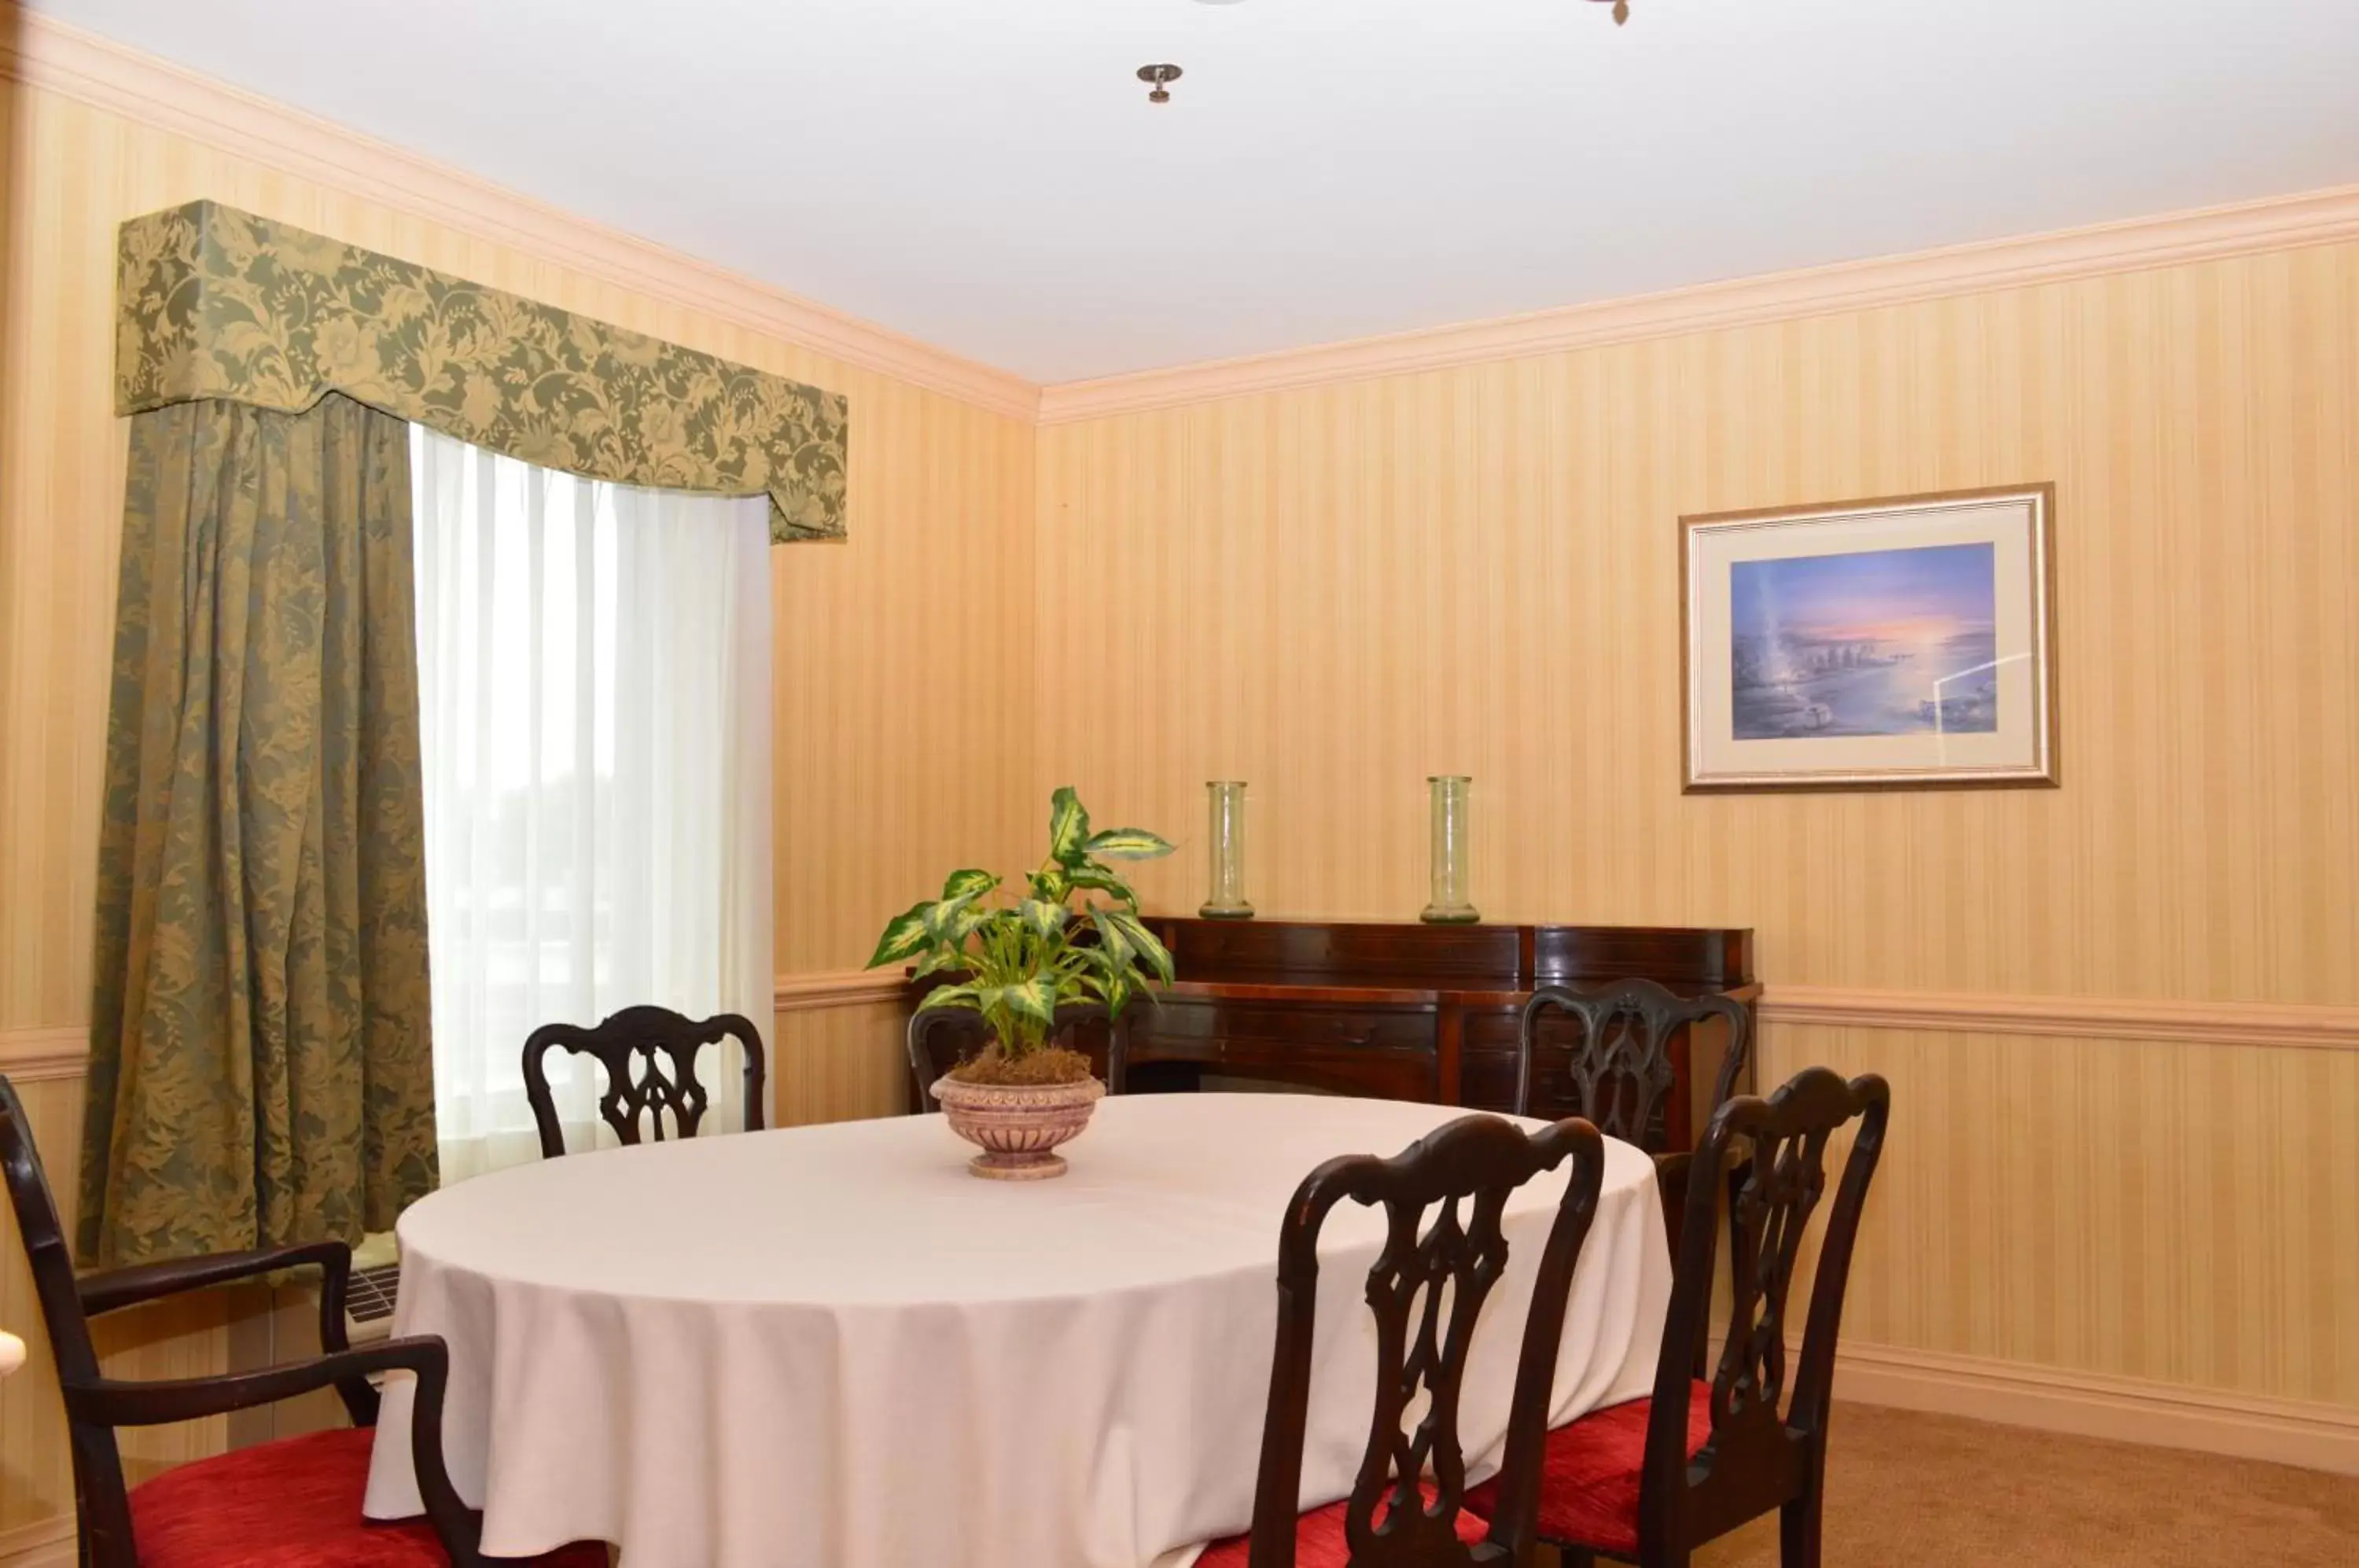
top-left (79, 1239), bottom-right (354, 1319)
top-left (81, 1240), bottom-right (373, 1423)
top-left (65, 1334), bottom-right (438, 1429)
top-left (67, 1335), bottom-right (488, 1565)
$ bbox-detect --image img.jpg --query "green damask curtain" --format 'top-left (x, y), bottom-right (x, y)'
top-left (80, 394), bottom-right (439, 1267)
top-left (116, 201), bottom-right (849, 540)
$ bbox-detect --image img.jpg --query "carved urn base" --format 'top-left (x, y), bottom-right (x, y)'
top-left (930, 1073), bottom-right (1106, 1180)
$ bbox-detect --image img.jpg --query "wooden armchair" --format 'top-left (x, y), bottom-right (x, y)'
top-left (522, 1005), bottom-right (767, 1158)
top-left (0, 1075), bottom-right (602, 1568)
top-left (1196, 1112), bottom-right (1608, 1567)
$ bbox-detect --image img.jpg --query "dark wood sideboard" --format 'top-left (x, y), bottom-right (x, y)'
top-left (910, 918), bottom-right (1757, 1157)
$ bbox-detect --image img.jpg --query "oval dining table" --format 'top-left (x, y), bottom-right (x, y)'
top-left (362, 1092), bottom-right (1672, 1568)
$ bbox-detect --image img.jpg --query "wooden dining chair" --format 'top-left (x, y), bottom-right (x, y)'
top-left (1196, 1111), bottom-right (1608, 1568)
top-left (905, 1001), bottom-right (1135, 1113)
top-left (1514, 978), bottom-right (1751, 1246)
top-left (523, 1005), bottom-right (767, 1158)
top-left (1466, 1066), bottom-right (1892, 1568)
top-left (1513, 979), bottom-right (1751, 1141)
top-left (0, 1076), bottom-right (604, 1568)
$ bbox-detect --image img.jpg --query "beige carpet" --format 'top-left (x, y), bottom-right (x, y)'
top-left (1680, 1404), bottom-right (2359, 1566)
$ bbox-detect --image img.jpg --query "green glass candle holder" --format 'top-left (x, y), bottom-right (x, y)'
top-left (1200, 781), bottom-right (1255, 919)
top-left (1419, 775), bottom-right (1478, 923)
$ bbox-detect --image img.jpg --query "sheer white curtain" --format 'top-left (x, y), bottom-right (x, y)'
top-left (411, 426), bottom-right (774, 1182)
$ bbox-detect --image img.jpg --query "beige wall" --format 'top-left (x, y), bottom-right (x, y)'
top-left (1032, 245), bottom-right (2359, 1411)
top-left (0, 61), bottom-right (1033, 1544)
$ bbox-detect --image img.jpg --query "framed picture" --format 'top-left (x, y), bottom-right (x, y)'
top-left (1681, 484), bottom-right (2058, 793)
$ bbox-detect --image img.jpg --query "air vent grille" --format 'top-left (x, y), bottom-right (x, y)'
top-left (347, 1262), bottom-right (401, 1325)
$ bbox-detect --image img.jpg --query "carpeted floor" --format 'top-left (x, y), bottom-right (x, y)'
top-left (1680, 1404), bottom-right (2359, 1566)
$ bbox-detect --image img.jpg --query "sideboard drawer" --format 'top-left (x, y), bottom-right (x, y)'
top-left (1133, 996), bottom-right (1440, 1101)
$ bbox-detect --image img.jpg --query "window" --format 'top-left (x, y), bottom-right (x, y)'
top-left (410, 427), bottom-right (774, 1180)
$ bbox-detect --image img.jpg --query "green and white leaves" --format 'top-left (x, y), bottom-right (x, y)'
top-left (940, 868), bottom-right (999, 901)
top-left (866, 788), bottom-right (1180, 1062)
top-left (914, 981), bottom-right (981, 1014)
top-left (1096, 907), bottom-right (1176, 984)
top-left (1019, 898), bottom-right (1069, 944)
top-left (1081, 826), bottom-right (1176, 861)
top-left (865, 900), bottom-right (934, 970)
top-left (1047, 786), bottom-right (1091, 867)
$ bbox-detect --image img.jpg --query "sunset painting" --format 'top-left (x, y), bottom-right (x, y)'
top-left (1729, 543), bottom-right (1998, 740)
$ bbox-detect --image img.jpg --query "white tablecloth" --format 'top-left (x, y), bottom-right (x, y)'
top-left (364, 1093), bottom-right (1670, 1568)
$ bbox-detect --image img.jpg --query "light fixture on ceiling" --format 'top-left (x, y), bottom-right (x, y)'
top-left (1143, 2), bottom-right (1623, 109)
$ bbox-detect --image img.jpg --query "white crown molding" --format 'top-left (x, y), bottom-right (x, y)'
top-left (1761, 985), bottom-right (2359, 1052)
top-left (1038, 182), bottom-right (2359, 423)
top-left (773, 970), bottom-right (907, 1014)
top-left (0, 10), bottom-right (1042, 423)
top-left (14, 10), bottom-right (2356, 433)
top-left (0, 1027), bottom-right (91, 1083)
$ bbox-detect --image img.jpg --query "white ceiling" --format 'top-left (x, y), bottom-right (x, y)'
top-left (34, 0), bottom-right (2359, 384)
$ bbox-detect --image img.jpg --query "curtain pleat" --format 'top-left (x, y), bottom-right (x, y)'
top-left (80, 394), bottom-right (438, 1268)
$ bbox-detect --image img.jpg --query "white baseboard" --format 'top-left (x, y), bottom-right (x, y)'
top-left (1831, 1342), bottom-right (2359, 1476)
top-left (0, 1517), bottom-right (75, 1568)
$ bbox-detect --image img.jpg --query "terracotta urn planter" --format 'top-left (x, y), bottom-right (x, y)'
top-left (931, 1073), bottom-right (1106, 1181)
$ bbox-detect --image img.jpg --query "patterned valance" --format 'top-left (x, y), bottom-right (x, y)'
top-left (115, 201), bottom-right (848, 541)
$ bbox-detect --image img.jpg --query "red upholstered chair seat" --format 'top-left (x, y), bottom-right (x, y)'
top-left (127, 1426), bottom-right (606, 1568)
top-left (1197, 1480), bottom-right (1489, 1568)
top-left (1464, 1381), bottom-right (1713, 1555)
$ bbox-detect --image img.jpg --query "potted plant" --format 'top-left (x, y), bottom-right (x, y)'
top-left (868, 787), bottom-right (1176, 1180)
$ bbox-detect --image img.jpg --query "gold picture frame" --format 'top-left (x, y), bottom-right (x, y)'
top-left (1680, 484), bottom-right (2059, 793)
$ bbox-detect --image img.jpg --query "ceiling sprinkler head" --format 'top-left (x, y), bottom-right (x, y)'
top-left (1137, 64), bottom-right (1183, 105)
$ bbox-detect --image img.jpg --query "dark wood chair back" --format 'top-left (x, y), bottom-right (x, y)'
top-left (1513, 978), bottom-right (1750, 1143)
top-left (0, 1076), bottom-right (484, 1566)
top-left (1243, 1113), bottom-right (1608, 1568)
top-left (1638, 1066), bottom-right (1891, 1563)
top-left (523, 1005), bottom-right (767, 1158)
top-left (0, 1074), bottom-right (124, 1550)
top-left (906, 1002), bottom-right (1132, 1113)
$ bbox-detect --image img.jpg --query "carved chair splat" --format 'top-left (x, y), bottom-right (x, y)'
top-left (1515, 978), bottom-right (1752, 1252)
top-left (523, 1005), bottom-right (767, 1159)
top-left (1209, 1112), bottom-right (1608, 1568)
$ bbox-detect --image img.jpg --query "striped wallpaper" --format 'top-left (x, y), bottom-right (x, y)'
top-left (1030, 244), bottom-right (2359, 1408)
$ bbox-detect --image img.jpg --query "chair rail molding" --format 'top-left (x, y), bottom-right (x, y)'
top-left (0, 1027), bottom-right (91, 1083)
top-left (1036, 182), bottom-right (2359, 422)
top-left (769, 972), bottom-right (2359, 1054)
top-left (0, 10), bottom-right (1041, 423)
top-left (1761, 985), bottom-right (2359, 1052)
top-left (772, 970), bottom-right (908, 1014)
